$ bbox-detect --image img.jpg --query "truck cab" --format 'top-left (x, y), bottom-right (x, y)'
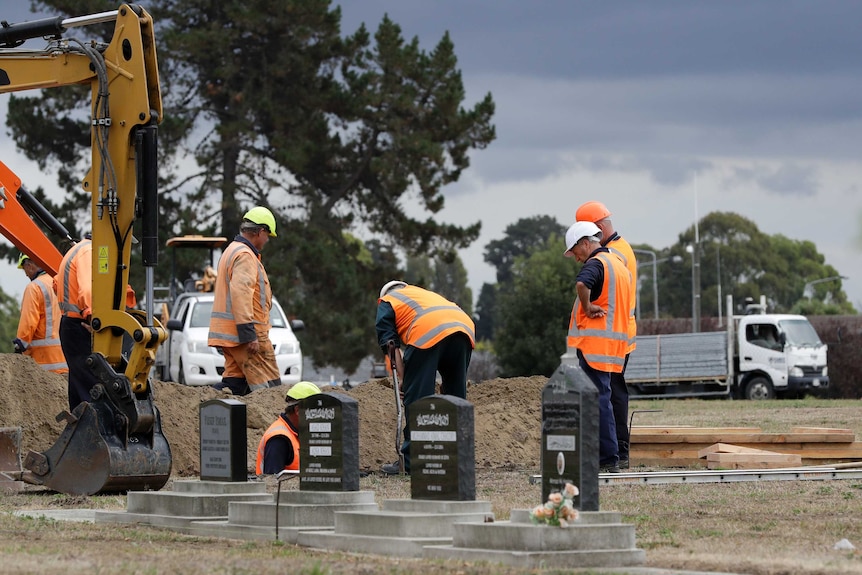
top-left (736, 314), bottom-right (829, 399)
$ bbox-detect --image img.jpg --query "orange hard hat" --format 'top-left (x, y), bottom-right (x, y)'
top-left (575, 201), bottom-right (611, 223)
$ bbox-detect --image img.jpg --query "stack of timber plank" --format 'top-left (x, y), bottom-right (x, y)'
top-left (630, 426), bottom-right (862, 468)
top-left (698, 443), bottom-right (802, 469)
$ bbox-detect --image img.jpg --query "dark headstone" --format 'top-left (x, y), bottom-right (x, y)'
top-left (409, 395), bottom-right (475, 501)
top-left (299, 392), bottom-right (359, 491)
top-left (199, 399), bottom-right (247, 482)
top-left (541, 364), bottom-right (599, 511)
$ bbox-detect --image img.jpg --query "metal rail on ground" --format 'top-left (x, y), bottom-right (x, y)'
top-left (530, 467), bottom-right (862, 486)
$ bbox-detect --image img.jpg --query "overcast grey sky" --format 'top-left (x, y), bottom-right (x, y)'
top-left (1, 1), bottom-right (860, 312)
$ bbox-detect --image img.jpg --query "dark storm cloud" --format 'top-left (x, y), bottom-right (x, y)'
top-left (338, 1), bottom-right (862, 79)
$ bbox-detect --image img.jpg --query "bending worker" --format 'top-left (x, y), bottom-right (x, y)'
top-left (208, 206), bottom-right (281, 396)
top-left (256, 381), bottom-right (321, 474)
top-left (564, 221), bottom-right (633, 473)
top-left (14, 253), bottom-right (67, 374)
top-left (376, 281), bottom-right (475, 475)
top-left (575, 200), bottom-right (637, 469)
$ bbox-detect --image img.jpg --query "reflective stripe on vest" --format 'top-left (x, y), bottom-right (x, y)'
top-left (58, 241), bottom-right (88, 315)
top-left (384, 287), bottom-right (475, 349)
top-left (567, 252), bottom-right (630, 371)
top-left (29, 278), bottom-right (61, 347)
top-left (255, 417), bottom-right (300, 475)
top-left (608, 238), bottom-right (638, 352)
top-left (209, 242), bottom-right (268, 344)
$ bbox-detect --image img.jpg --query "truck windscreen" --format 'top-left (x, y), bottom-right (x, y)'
top-left (779, 319), bottom-right (822, 347)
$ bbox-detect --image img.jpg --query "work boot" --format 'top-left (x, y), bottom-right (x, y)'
top-left (599, 463), bottom-right (620, 474)
top-left (213, 377), bottom-right (250, 396)
top-left (618, 441), bottom-right (630, 470)
top-left (381, 461), bottom-right (408, 475)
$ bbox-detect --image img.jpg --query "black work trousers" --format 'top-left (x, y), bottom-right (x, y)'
top-left (610, 354), bottom-right (631, 459)
top-left (399, 332), bottom-right (473, 471)
top-left (59, 316), bottom-right (100, 412)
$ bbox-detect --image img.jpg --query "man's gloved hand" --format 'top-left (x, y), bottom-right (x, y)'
top-left (12, 338), bottom-right (26, 354)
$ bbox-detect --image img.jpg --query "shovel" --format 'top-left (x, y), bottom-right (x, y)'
top-left (387, 340), bottom-right (406, 473)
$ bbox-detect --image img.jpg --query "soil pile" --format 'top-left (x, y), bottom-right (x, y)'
top-left (0, 354), bottom-right (547, 474)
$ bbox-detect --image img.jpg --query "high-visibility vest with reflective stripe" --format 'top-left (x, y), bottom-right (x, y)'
top-left (208, 241), bottom-right (271, 347)
top-left (380, 286), bottom-right (475, 349)
top-left (54, 240), bottom-right (92, 320)
top-left (606, 236), bottom-right (638, 353)
top-left (18, 273), bottom-right (68, 374)
top-left (567, 252), bottom-right (632, 373)
top-left (255, 416), bottom-right (299, 475)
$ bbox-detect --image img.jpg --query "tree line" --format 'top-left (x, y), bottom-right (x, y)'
top-left (1, 0), bottom-right (494, 371)
top-left (1, 2), bottom-right (853, 384)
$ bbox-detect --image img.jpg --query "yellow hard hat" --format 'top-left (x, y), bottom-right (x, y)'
top-left (243, 206), bottom-right (277, 237)
top-left (17, 253), bottom-right (30, 269)
top-left (285, 381), bottom-right (321, 403)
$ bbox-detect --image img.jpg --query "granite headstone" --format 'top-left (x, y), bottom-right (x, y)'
top-left (299, 392), bottom-right (360, 491)
top-left (199, 398), bottom-right (246, 482)
top-left (541, 364), bottom-right (599, 511)
top-left (409, 394), bottom-right (475, 501)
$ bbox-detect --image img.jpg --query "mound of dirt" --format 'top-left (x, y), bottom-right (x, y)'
top-left (0, 354), bottom-right (547, 475)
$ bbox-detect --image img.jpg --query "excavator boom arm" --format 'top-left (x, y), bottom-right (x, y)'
top-left (0, 4), bottom-right (171, 495)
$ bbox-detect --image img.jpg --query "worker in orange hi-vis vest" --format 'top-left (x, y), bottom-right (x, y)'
top-left (208, 206), bottom-right (281, 396)
top-left (564, 220), bottom-right (633, 474)
top-left (255, 381), bottom-right (321, 475)
top-left (13, 253), bottom-right (68, 375)
top-left (575, 200), bottom-right (637, 470)
top-left (376, 281), bottom-right (475, 475)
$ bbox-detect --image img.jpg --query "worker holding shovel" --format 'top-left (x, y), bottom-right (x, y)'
top-left (376, 281), bottom-right (475, 475)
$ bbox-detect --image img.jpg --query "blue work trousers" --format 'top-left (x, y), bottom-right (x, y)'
top-left (577, 352), bottom-right (619, 466)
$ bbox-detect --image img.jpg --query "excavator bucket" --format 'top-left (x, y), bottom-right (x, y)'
top-left (0, 427), bottom-right (24, 493)
top-left (23, 397), bottom-right (171, 496)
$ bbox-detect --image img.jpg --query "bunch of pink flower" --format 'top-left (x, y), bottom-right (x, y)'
top-left (530, 482), bottom-right (580, 527)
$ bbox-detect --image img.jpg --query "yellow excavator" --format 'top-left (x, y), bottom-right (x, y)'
top-left (0, 4), bottom-right (171, 494)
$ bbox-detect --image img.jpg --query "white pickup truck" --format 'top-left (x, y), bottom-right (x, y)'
top-left (155, 292), bottom-right (304, 386)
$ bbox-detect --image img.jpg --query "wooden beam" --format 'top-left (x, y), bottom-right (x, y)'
top-left (697, 443), bottom-right (778, 458)
top-left (706, 452), bottom-right (802, 470)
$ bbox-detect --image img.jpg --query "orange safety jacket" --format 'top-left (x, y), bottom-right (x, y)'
top-left (567, 252), bottom-right (632, 373)
top-left (380, 285), bottom-right (476, 349)
top-left (54, 240), bottom-right (92, 321)
top-left (17, 272), bottom-right (68, 374)
top-left (208, 239), bottom-right (272, 348)
top-left (606, 235), bottom-right (638, 354)
top-left (255, 416), bottom-right (300, 475)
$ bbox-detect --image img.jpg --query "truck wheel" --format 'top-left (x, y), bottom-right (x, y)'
top-left (745, 376), bottom-right (774, 400)
top-left (178, 359), bottom-right (187, 386)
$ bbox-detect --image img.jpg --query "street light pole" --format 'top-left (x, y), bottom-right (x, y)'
top-left (633, 249), bottom-right (658, 320)
top-left (716, 243), bottom-right (722, 327)
top-left (803, 276), bottom-right (849, 300)
top-left (686, 244), bottom-right (701, 332)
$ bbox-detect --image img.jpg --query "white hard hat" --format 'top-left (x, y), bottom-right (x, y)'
top-left (379, 280), bottom-right (407, 299)
top-left (564, 221), bottom-right (602, 256)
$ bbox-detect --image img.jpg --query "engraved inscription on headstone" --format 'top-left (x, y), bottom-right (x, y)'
top-left (200, 399), bottom-right (247, 482)
top-left (299, 392), bottom-right (359, 491)
top-left (541, 364), bottom-right (599, 511)
top-left (410, 395), bottom-right (475, 501)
